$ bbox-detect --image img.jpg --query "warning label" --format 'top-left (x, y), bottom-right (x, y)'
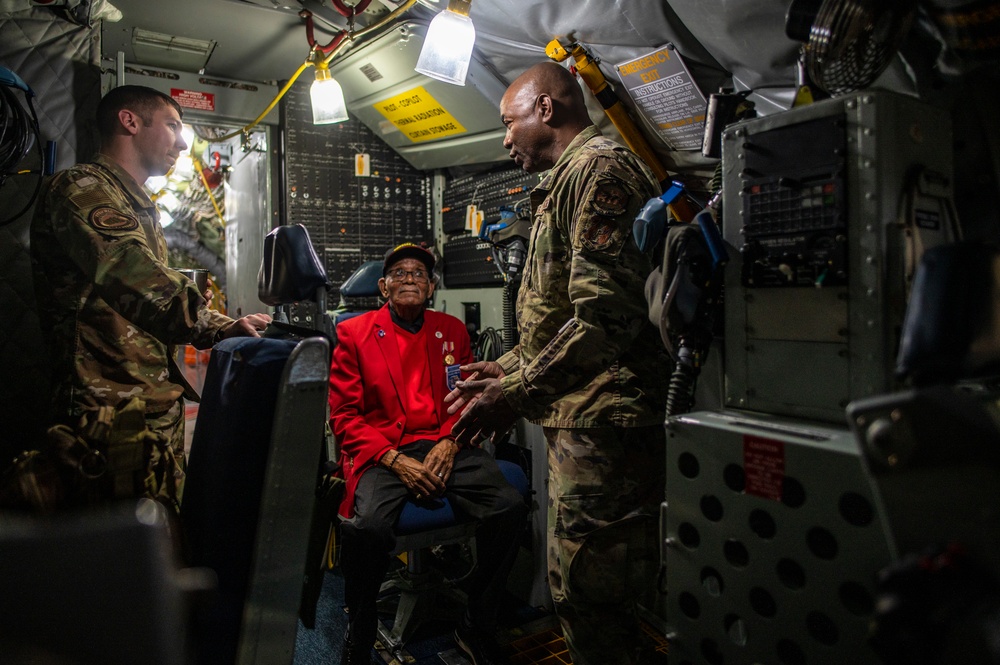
top-left (743, 435), bottom-right (785, 502)
top-left (374, 86), bottom-right (466, 143)
top-left (615, 46), bottom-right (706, 151)
top-left (170, 88), bottom-right (215, 112)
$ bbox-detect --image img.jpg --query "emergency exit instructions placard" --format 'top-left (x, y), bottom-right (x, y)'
top-left (616, 46), bottom-right (706, 151)
top-left (374, 86), bottom-right (467, 143)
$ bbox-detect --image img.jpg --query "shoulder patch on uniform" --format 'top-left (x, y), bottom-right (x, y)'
top-left (89, 207), bottom-right (138, 231)
top-left (578, 214), bottom-right (624, 252)
top-left (590, 180), bottom-right (629, 217)
top-left (71, 190), bottom-right (116, 211)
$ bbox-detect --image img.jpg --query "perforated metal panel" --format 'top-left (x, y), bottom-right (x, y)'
top-left (663, 410), bottom-right (893, 665)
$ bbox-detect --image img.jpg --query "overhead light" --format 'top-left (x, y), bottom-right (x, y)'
top-left (414, 0), bottom-right (476, 86)
top-left (132, 28), bottom-right (216, 72)
top-left (310, 63), bottom-right (349, 125)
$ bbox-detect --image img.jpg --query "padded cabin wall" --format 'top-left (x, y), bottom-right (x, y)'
top-left (0, 6), bottom-right (101, 456)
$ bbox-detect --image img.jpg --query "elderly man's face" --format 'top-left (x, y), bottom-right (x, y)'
top-left (379, 257), bottom-right (434, 311)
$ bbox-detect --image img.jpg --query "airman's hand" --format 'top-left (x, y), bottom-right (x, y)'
top-left (445, 361), bottom-right (505, 415)
top-left (222, 313), bottom-right (273, 339)
top-left (450, 377), bottom-right (517, 447)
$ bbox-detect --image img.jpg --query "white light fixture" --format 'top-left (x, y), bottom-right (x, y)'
top-left (132, 28), bottom-right (216, 72)
top-left (310, 63), bottom-right (349, 125)
top-left (414, 0), bottom-right (476, 86)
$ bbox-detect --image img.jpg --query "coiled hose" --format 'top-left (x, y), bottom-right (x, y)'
top-left (665, 343), bottom-right (702, 417)
top-left (0, 82), bottom-right (43, 226)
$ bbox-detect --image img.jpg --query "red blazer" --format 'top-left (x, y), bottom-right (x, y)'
top-left (328, 304), bottom-right (473, 518)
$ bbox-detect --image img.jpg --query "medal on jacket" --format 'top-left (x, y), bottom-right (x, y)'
top-left (443, 341), bottom-right (454, 365)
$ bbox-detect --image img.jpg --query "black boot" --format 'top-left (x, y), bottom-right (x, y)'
top-left (341, 629), bottom-right (374, 665)
top-left (454, 613), bottom-right (507, 665)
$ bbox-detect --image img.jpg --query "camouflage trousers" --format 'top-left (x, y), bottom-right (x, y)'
top-left (145, 400), bottom-right (187, 513)
top-left (543, 425), bottom-right (666, 665)
top-left (74, 398), bottom-right (187, 513)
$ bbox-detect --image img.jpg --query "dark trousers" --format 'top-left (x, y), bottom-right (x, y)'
top-left (339, 440), bottom-right (527, 648)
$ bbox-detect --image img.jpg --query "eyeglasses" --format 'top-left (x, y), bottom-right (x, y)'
top-left (387, 268), bottom-right (430, 283)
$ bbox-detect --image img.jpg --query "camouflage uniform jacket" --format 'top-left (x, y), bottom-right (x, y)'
top-left (31, 153), bottom-right (234, 419)
top-left (498, 126), bottom-right (670, 427)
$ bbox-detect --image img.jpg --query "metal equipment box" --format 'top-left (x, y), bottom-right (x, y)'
top-left (721, 91), bottom-right (955, 422)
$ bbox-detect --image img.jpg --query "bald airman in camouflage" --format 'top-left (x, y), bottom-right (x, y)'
top-left (30, 85), bottom-right (271, 512)
top-left (446, 63), bottom-right (668, 664)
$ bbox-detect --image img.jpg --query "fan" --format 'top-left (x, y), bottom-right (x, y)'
top-left (786, 0), bottom-right (919, 95)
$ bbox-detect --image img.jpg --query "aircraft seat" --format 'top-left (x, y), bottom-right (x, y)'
top-left (181, 223), bottom-right (332, 665)
top-left (335, 259), bottom-right (383, 325)
top-left (258, 223), bottom-right (334, 340)
top-left (373, 459), bottom-right (530, 656)
top-left (847, 242), bottom-right (1000, 664)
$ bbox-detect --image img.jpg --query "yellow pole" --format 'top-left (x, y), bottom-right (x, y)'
top-left (546, 39), bottom-right (698, 221)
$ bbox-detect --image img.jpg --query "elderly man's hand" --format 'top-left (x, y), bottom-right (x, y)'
top-left (391, 453), bottom-right (447, 499)
top-left (444, 360), bottom-right (505, 415)
top-left (423, 438), bottom-right (459, 487)
top-left (451, 376), bottom-right (517, 447)
top-left (221, 313), bottom-right (273, 339)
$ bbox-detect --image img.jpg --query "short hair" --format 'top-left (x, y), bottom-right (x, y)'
top-left (96, 85), bottom-right (182, 138)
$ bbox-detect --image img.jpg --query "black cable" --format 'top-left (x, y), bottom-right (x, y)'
top-left (0, 83), bottom-right (43, 227)
top-left (474, 326), bottom-right (504, 362)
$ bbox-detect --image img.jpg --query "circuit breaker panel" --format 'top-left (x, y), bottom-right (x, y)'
top-left (440, 164), bottom-right (536, 288)
top-left (284, 79), bottom-right (432, 303)
top-left (721, 91), bottom-right (956, 423)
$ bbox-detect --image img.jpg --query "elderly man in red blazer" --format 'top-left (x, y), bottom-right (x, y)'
top-left (329, 242), bottom-right (526, 665)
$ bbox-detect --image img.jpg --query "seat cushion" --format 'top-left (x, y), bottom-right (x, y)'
top-left (393, 460), bottom-right (528, 536)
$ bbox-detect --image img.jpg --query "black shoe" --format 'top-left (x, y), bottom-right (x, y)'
top-left (454, 621), bottom-right (507, 665)
top-left (341, 634), bottom-right (374, 665)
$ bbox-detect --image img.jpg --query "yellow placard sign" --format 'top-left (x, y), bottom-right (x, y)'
top-left (374, 86), bottom-right (466, 143)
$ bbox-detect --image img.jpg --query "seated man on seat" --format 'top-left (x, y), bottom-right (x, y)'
top-left (329, 242), bottom-right (527, 665)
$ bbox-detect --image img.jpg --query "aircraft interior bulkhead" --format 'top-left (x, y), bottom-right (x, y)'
top-left (1, 0), bottom-right (999, 664)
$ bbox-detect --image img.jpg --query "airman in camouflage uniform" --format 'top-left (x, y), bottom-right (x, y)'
top-left (30, 85), bottom-right (270, 511)
top-left (447, 63), bottom-right (668, 664)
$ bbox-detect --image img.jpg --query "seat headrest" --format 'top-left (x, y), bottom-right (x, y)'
top-left (340, 261), bottom-right (383, 299)
top-left (257, 225), bottom-right (329, 306)
top-left (896, 242), bottom-right (1000, 386)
